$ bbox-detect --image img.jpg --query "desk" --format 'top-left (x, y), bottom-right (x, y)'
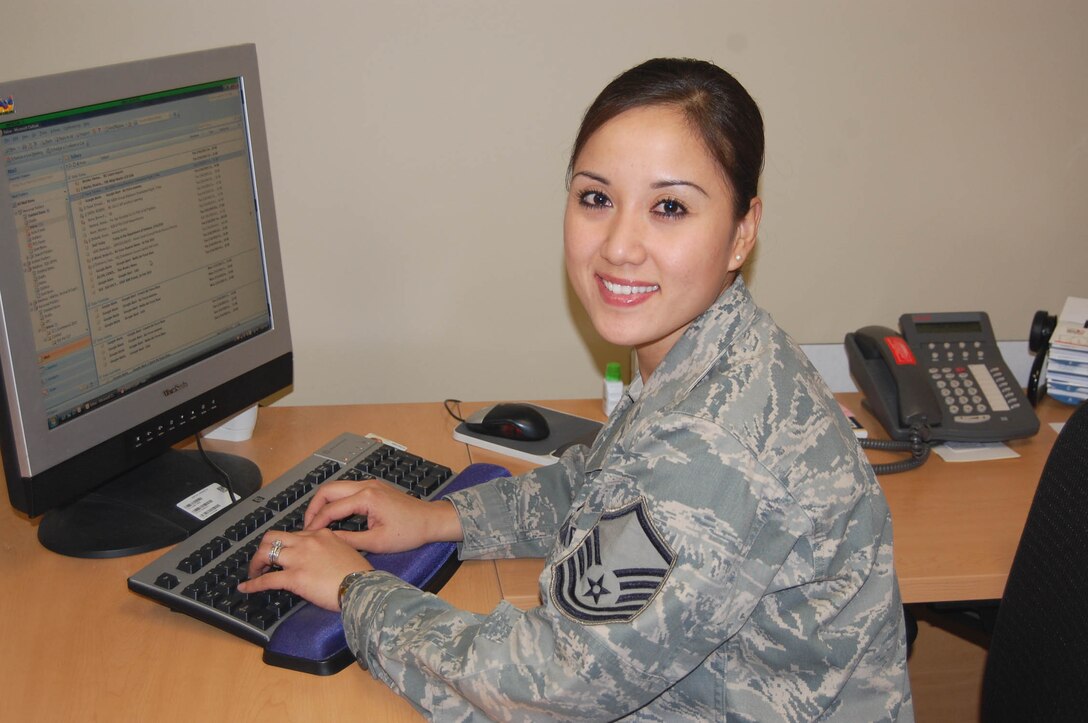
top-left (0, 396), bottom-right (1072, 720)
top-left (1, 403), bottom-right (484, 721)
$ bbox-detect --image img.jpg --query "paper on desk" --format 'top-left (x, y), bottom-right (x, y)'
top-left (1053, 296), bottom-right (1088, 350)
top-left (931, 441), bottom-right (1020, 463)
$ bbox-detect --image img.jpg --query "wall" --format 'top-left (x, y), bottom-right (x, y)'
top-left (2, 0), bottom-right (1084, 404)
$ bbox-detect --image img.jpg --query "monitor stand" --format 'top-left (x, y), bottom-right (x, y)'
top-left (37, 449), bottom-right (262, 559)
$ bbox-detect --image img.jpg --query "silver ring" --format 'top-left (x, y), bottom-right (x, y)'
top-left (268, 539), bottom-right (284, 567)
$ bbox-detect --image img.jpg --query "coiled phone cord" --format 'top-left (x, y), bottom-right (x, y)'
top-left (859, 424), bottom-right (932, 475)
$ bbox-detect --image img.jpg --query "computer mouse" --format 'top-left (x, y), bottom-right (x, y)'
top-left (464, 403), bottom-right (550, 441)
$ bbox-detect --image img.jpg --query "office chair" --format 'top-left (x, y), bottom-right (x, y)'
top-left (979, 400), bottom-right (1088, 723)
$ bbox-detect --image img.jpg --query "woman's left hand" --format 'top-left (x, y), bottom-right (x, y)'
top-left (238, 529), bottom-right (373, 611)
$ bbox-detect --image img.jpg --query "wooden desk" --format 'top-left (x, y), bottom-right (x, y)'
top-left (0, 396), bottom-right (1072, 720)
top-left (0, 402), bottom-right (484, 722)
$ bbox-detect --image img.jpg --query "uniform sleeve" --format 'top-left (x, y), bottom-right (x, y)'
top-left (444, 445), bottom-right (589, 560)
top-left (341, 417), bottom-right (813, 721)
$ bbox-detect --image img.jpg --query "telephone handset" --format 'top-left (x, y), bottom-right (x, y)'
top-left (844, 312), bottom-right (1039, 473)
top-left (846, 327), bottom-right (943, 437)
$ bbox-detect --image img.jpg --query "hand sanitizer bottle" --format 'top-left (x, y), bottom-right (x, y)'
top-left (603, 362), bottom-right (624, 416)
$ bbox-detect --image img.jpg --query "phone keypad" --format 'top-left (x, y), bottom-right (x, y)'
top-left (927, 354), bottom-right (1022, 424)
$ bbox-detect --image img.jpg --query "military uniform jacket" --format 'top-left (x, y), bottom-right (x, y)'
top-left (341, 278), bottom-right (914, 721)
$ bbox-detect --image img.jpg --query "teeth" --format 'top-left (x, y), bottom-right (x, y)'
top-left (603, 278), bottom-right (659, 295)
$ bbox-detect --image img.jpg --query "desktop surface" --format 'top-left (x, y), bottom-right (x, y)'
top-left (0, 402), bottom-right (491, 721)
top-left (0, 396), bottom-right (1072, 720)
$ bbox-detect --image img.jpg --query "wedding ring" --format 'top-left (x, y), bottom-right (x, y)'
top-left (268, 539), bottom-right (284, 567)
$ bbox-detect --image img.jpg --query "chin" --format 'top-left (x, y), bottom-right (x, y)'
top-left (589, 316), bottom-right (651, 348)
top-left (581, 293), bottom-right (662, 347)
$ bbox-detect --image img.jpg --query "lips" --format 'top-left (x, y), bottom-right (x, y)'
top-left (597, 274), bottom-right (659, 306)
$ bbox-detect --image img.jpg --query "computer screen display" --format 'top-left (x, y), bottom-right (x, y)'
top-left (0, 45), bottom-right (292, 556)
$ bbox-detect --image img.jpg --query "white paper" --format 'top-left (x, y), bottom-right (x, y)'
top-left (931, 441), bottom-right (1020, 463)
top-left (1052, 297), bottom-right (1088, 349)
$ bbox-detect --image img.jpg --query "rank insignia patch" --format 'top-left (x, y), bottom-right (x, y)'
top-left (551, 499), bottom-right (675, 625)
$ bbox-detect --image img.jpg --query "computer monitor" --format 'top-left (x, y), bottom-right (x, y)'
top-left (0, 45), bottom-right (292, 558)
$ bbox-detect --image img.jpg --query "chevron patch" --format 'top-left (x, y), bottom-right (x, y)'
top-left (551, 499), bottom-right (675, 625)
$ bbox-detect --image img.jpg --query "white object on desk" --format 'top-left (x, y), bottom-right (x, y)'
top-left (203, 405), bottom-right (259, 442)
top-left (932, 440), bottom-right (1020, 463)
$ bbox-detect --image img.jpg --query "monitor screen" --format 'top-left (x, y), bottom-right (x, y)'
top-left (0, 45), bottom-right (292, 557)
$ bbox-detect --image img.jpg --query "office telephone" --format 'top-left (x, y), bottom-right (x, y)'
top-left (845, 312), bottom-right (1039, 472)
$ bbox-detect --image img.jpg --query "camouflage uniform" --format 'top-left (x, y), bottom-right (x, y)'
top-left (341, 277), bottom-right (914, 721)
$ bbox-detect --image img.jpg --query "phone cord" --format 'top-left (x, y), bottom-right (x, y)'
top-left (859, 424), bottom-right (931, 475)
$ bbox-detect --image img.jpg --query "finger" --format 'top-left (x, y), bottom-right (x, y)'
top-left (248, 532), bottom-right (291, 578)
top-left (332, 524), bottom-right (415, 555)
top-left (331, 528), bottom-right (378, 552)
top-left (247, 538), bottom-right (271, 578)
top-left (304, 487), bottom-right (348, 528)
top-left (303, 481), bottom-right (367, 527)
top-left (237, 569), bottom-right (287, 594)
top-left (305, 492), bottom-right (375, 532)
top-left (302, 491), bottom-right (333, 528)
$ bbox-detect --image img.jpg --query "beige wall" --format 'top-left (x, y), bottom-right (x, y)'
top-left (3, 1), bottom-right (1085, 405)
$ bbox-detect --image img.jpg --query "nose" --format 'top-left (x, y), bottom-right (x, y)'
top-left (600, 209), bottom-right (647, 266)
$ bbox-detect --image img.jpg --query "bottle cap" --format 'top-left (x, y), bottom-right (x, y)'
top-left (605, 362), bottom-right (622, 382)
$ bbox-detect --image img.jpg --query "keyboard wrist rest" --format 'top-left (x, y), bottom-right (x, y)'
top-left (263, 462), bottom-right (510, 674)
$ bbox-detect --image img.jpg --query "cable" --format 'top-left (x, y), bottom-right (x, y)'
top-left (194, 432), bottom-right (240, 503)
top-left (859, 424), bottom-right (932, 475)
top-left (443, 398), bottom-right (466, 422)
top-left (443, 398), bottom-right (474, 464)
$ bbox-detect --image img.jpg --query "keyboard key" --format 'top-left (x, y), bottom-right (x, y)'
top-left (331, 515), bottom-right (368, 532)
top-left (155, 573), bottom-right (179, 589)
top-left (177, 554), bottom-right (202, 574)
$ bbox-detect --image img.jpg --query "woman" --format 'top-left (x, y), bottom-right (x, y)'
top-left (240, 58), bottom-right (914, 721)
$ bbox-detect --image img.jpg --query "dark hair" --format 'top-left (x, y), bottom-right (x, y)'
top-left (568, 58), bottom-right (764, 220)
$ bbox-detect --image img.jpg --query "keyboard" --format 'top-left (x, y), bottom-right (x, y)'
top-left (128, 432), bottom-right (508, 675)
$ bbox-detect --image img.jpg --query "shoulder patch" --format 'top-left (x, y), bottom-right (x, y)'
top-left (550, 498), bottom-right (675, 625)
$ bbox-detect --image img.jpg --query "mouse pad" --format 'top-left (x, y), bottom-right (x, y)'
top-left (453, 403), bottom-right (603, 465)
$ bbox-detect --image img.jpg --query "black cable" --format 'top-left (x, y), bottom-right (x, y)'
top-left (859, 424), bottom-right (932, 475)
top-left (443, 398), bottom-right (474, 464)
top-left (194, 432), bottom-right (240, 503)
top-left (443, 398), bottom-right (466, 422)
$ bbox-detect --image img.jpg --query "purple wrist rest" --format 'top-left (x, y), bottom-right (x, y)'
top-left (262, 462), bottom-right (510, 675)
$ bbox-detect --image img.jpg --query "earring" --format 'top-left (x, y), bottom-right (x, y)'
top-left (735, 254), bottom-right (743, 261)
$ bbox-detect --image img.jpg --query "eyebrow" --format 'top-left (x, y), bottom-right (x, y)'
top-left (652, 179), bottom-right (709, 198)
top-left (571, 170), bottom-right (709, 198)
top-left (572, 171), bottom-right (610, 185)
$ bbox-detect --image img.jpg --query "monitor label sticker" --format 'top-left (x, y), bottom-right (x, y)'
top-left (177, 483), bottom-right (234, 520)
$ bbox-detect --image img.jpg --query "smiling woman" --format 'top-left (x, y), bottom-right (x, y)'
top-left (241, 58), bottom-right (914, 722)
top-left (564, 104), bottom-right (760, 378)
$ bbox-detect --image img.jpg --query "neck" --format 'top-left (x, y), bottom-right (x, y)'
top-left (635, 325), bottom-right (686, 383)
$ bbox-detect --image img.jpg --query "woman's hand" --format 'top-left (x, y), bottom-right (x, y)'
top-left (237, 480), bottom-right (463, 610)
top-left (238, 529), bottom-right (370, 611)
top-left (304, 479), bottom-right (463, 553)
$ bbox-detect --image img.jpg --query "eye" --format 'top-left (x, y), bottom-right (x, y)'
top-left (577, 189), bottom-right (612, 209)
top-left (652, 197), bottom-right (687, 219)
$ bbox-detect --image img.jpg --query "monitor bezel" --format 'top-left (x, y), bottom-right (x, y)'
top-left (0, 44), bottom-right (292, 517)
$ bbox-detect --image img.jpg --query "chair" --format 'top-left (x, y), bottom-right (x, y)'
top-left (980, 400), bottom-right (1088, 722)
